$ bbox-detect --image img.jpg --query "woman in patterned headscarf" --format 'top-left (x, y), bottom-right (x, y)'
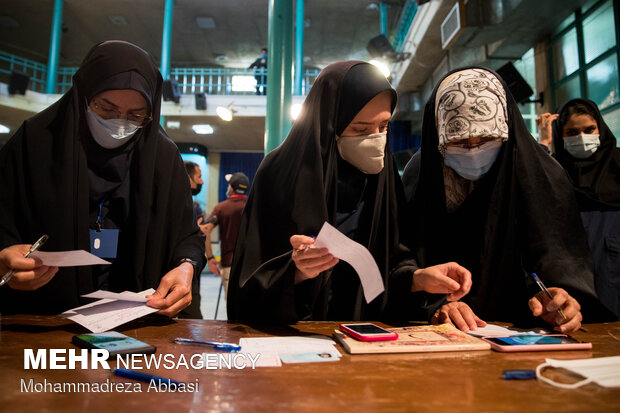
top-left (402, 67), bottom-right (612, 333)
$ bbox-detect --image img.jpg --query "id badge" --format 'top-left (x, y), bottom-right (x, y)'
top-left (89, 229), bottom-right (119, 259)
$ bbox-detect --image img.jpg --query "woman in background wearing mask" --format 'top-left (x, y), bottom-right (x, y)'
top-left (227, 61), bottom-right (473, 323)
top-left (538, 99), bottom-right (620, 319)
top-left (0, 41), bottom-right (205, 318)
top-left (402, 68), bottom-right (611, 333)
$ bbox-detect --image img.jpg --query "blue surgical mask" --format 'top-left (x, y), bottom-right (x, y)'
top-left (443, 140), bottom-right (503, 181)
top-left (86, 106), bottom-right (142, 149)
top-left (261, 53), bottom-right (267, 59)
top-left (563, 134), bottom-right (600, 159)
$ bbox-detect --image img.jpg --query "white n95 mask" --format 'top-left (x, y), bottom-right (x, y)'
top-left (336, 131), bottom-right (387, 174)
top-left (443, 140), bottom-right (503, 181)
top-left (563, 134), bottom-right (600, 159)
top-left (86, 107), bottom-right (142, 149)
top-left (536, 356), bottom-right (620, 389)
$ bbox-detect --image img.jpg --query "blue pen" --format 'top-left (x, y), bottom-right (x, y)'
top-left (172, 337), bottom-right (241, 352)
top-left (531, 273), bottom-right (567, 320)
top-left (113, 368), bottom-right (183, 386)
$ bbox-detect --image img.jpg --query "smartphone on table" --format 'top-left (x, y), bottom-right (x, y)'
top-left (72, 331), bottom-right (157, 358)
top-left (339, 323), bottom-right (399, 342)
top-left (483, 334), bottom-right (591, 352)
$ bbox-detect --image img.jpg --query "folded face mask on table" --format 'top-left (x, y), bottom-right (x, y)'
top-left (536, 356), bottom-right (620, 388)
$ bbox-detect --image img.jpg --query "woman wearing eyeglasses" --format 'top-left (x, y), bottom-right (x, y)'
top-left (0, 41), bottom-right (205, 318)
top-left (401, 67), bottom-right (612, 333)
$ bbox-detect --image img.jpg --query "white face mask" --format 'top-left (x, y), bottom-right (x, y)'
top-left (86, 107), bottom-right (142, 149)
top-left (536, 356), bottom-right (620, 389)
top-left (336, 131), bottom-right (387, 174)
top-left (443, 140), bottom-right (503, 181)
top-left (563, 134), bottom-right (600, 159)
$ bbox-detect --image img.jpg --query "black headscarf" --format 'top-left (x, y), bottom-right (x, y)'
top-left (402, 66), bottom-right (609, 324)
top-left (552, 98), bottom-right (620, 211)
top-left (227, 61), bottom-right (406, 323)
top-left (0, 41), bottom-right (205, 315)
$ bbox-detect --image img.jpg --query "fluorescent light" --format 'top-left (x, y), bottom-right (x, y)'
top-left (166, 120), bottom-right (181, 129)
top-left (0, 124), bottom-right (9, 134)
top-left (192, 124), bottom-right (214, 134)
top-left (369, 59), bottom-right (391, 78)
top-left (216, 105), bottom-right (233, 121)
top-left (291, 103), bottom-right (303, 120)
top-left (232, 75), bottom-right (257, 92)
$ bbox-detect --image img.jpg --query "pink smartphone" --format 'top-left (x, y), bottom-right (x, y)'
top-left (339, 323), bottom-right (399, 342)
top-left (482, 334), bottom-right (592, 352)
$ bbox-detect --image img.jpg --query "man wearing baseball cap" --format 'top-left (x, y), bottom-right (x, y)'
top-left (202, 172), bottom-right (249, 300)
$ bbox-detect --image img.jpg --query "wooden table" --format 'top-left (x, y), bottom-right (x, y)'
top-left (1, 315), bottom-right (619, 412)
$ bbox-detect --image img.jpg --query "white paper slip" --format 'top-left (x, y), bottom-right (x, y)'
top-left (81, 290), bottom-right (151, 302)
top-left (314, 221), bottom-right (384, 303)
top-left (239, 336), bottom-right (341, 360)
top-left (30, 250), bottom-right (110, 267)
top-left (60, 288), bottom-right (157, 333)
top-left (467, 323), bottom-right (551, 338)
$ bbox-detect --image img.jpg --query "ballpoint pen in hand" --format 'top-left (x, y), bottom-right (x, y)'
top-left (0, 234), bottom-right (49, 287)
top-left (531, 273), bottom-right (567, 320)
top-left (172, 337), bottom-right (241, 352)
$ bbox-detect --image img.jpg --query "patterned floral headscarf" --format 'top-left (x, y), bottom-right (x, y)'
top-left (435, 68), bottom-right (509, 154)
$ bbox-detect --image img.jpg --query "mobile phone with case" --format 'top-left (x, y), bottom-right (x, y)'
top-left (339, 323), bottom-right (399, 342)
top-left (72, 331), bottom-right (157, 358)
top-left (482, 334), bottom-right (591, 352)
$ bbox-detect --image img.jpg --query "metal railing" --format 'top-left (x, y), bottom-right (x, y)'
top-left (170, 67), bottom-right (320, 96)
top-left (0, 51), bottom-right (320, 96)
top-left (0, 51), bottom-right (48, 93)
top-left (392, 0), bottom-right (418, 52)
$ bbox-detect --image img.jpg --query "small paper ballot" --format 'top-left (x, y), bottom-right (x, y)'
top-left (30, 250), bottom-right (110, 267)
top-left (314, 221), bottom-right (384, 303)
top-left (61, 288), bottom-right (157, 333)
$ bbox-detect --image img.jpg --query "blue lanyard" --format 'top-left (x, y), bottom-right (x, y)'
top-left (96, 202), bottom-right (103, 232)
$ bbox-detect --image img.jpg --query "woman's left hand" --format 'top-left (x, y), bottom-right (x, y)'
top-left (146, 262), bottom-right (193, 317)
top-left (431, 302), bottom-right (486, 332)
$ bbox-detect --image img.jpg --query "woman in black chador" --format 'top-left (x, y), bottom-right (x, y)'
top-left (402, 68), bottom-right (612, 333)
top-left (0, 41), bottom-right (205, 317)
top-left (228, 61), bottom-right (473, 324)
top-left (539, 98), bottom-right (620, 319)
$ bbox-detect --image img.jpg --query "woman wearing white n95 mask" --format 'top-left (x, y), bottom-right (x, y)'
top-left (0, 41), bottom-right (205, 318)
top-left (228, 61), bottom-right (474, 324)
top-left (537, 99), bottom-right (620, 320)
top-left (402, 68), bottom-right (613, 334)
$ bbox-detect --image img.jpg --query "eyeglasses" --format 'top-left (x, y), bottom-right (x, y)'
top-left (445, 137), bottom-right (497, 149)
top-left (90, 99), bottom-right (152, 125)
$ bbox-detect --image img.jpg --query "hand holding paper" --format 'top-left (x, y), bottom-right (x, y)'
top-left (0, 244), bottom-right (58, 290)
top-left (290, 234), bottom-right (339, 284)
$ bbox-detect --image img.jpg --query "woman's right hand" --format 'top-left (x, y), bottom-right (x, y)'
top-left (290, 235), bottom-right (339, 284)
top-left (0, 245), bottom-right (58, 290)
top-left (535, 113), bottom-right (558, 147)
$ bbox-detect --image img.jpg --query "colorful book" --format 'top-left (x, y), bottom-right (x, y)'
top-left (333, 324), bottom-right (491, 354)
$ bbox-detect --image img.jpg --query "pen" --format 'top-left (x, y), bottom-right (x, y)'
top-left (300, 235), bottom-right (316, 251)
top-left (172, 337), bottom-right (241, 352)
top-left (113, 368), bottom-right (183, 386)
top-left (531, 273), bottom-right (567, 320)
top-left (0, 234), bottom-right (49, 287)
